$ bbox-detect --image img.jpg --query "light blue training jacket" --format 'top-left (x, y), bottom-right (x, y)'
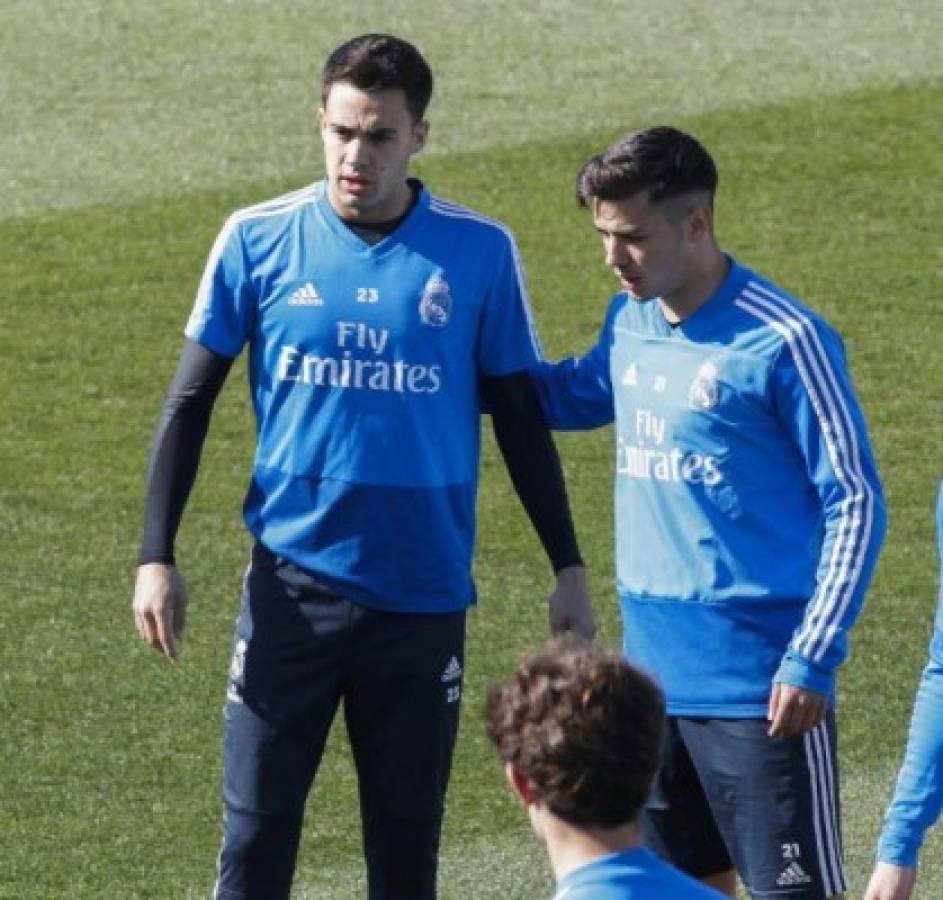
top-left (533, 257), bottom-right (886, 716)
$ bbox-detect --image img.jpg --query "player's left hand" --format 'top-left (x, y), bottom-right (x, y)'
top-left (767, 682), bottom-right (827, 739)
top-left (863, 861), bottom-right (918, 900)
top-left (133, 562), bottom-right (188, 663)
top-left (548, 564), bottom-right (596, 640)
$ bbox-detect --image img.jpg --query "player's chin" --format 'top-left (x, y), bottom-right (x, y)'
top-left (335, 194), bottom-right (376, 220)
top-left (335, 178), bottom-right (372, 201)
top-left (341, 192), bottom-right (371, 211)
top-left (615, 272), bottom-right (641, 294)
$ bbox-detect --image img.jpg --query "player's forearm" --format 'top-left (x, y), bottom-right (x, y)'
top-left (778, 477), bottom-right (887, 693)
top-left (138, 340), bottom-right (233, 565)
top-left (508, 431), bottom-right (584, 573)
top-left (484, 372), bottom-right (583, 572)
top-left (138, 401), bottom-right (211, 564)
top-left (529, 356), bottom-right (614, 431)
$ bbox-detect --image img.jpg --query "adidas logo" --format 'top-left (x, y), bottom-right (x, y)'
top-left (287, 282), bottom-right (323, 306)
top-left (776, 862), bottom-right (812, 887)
top-left (441, 656), bottom-right (462, 682)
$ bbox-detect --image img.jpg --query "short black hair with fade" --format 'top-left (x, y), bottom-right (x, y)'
top-left (485, 638), bottom-right (665, 829)
top-left (321, 34), bottom-right (433, 122)
top-left (577, 126), bottom-right (718, 210)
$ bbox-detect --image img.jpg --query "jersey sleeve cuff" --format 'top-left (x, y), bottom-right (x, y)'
top-left (876, 832), bottom-right (921, 868)
top-left (138, 549), bottom-right (176, 566)
top-left (773, 652), bottom-right (836, 700)
top-left (553, 554), bottom-right (585, 575)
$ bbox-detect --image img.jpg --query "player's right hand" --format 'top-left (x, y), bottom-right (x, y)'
top-left (133, 563), bottom-right (188, 663)
top-left (767, 682), bottom-right (827, 738)
top-left (863, 862), bottom-right (917, 900)
top-left (548, 564), bottom-right (596, 640)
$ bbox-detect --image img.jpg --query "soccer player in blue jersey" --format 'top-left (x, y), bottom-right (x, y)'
top-left (864, 482), bottom-right (943, 900)
top-left (486, 639), bottom-right (725, 899)
top-left (131, 34), bottom-right (594, 900)
top-left (531, 126), bottom-right (887, 898)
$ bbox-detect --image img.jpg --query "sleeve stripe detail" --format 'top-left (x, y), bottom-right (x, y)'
top-left (188, 183), bottom-right (323, 333)
top-left (428, 197), bottom-right (544, 360)
top-left (734, 282), bottom-right (876, 663)
top-left (736, 284), bottom-right (873, 662)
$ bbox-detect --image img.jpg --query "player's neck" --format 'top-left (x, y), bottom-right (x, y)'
top-left (659, 247), bottom-right (729, 325)
top-left (329, 180), bottom-right (416, 226)
top-left (540, 814), bottom-right (641, 883)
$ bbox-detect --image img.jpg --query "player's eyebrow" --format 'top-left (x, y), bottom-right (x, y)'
top-left (328, 122), bottom-right (399, 140)
top-left (595, 225), bottom-right (647, 238)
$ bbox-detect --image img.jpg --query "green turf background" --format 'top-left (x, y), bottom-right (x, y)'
top-left (2, 2), bottom-right (942, 897)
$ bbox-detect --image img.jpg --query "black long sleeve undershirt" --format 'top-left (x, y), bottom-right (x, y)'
top-left (139, 342), bottom-right (582, 574)
top-left (138, 339), bottom-right (233, 564)
top-left (480, 371), bottom-right (583, 573)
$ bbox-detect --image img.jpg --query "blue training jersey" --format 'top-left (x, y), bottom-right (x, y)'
top-left (185, 181), bottom-right (542, 613)
top-left (554, 848), bottom-right (725, 899)
top-left (533, 257), bottom-right (886, 715)
top-left (877, 481), bottom-right (943, 867)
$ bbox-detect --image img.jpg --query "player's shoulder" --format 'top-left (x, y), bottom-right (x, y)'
top-left (223, 182), bottom-right (322, 240)
top-left (425, 191), bottom-right (518, 247)
top-left (210, 182), bottom-right (322, 265)
top-left (230, 181), bottom-right (323, 222)
top-left (728, 261), bottom-right (842, 353)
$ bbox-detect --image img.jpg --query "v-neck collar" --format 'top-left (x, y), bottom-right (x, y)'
top-left (316, 178), bottom-right (429, 258)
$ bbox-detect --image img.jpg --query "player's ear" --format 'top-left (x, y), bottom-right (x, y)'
top-left (687, 203), bottom-right (713, 242)
top-left (317, 106), bottom-right (326, 134)
top-left (411, 120), bottom-right (429, 155)
top-left (505, 763), bottom-right (534, 807)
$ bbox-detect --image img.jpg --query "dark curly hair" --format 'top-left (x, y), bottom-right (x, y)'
top-left (321, 34), bottom-right (433, 122)
top-left (485, 638), bottom-right (665, 829)
top-left (576, 126), bottom-right (718, 212)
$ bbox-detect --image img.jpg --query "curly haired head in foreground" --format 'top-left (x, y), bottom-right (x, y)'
top-left (485, 637), bottom-right (665, 829)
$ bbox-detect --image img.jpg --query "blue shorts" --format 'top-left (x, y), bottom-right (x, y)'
top-left (642, 714), bottom-right (846, 899)
top-left (214, 543), bottom-right (466, 900)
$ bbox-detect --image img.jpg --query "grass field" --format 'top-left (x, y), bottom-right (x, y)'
top-left (2, 2), bottom-right (942, 897)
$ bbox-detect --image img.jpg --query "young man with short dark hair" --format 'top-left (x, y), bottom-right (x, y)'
top-left (486, 639), bottom-right (724, 898)
top-left (532, 126), bottom-right (886, 898)
top-left (132, 33), bottom-right (594, 900)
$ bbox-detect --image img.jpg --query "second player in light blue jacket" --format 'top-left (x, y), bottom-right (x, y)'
top-left (533, 255), bottom-right (886, 716)
top-left (531, 126), bottom-right (886, 897)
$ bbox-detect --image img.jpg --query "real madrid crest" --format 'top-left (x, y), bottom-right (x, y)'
top-left (419, 275), bottom-right (452, 327)
top-left (688, 361), bottom-right (720, 411)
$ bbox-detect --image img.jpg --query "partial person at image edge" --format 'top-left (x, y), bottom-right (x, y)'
top-left (865, 481), bottom-right (943, 900)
